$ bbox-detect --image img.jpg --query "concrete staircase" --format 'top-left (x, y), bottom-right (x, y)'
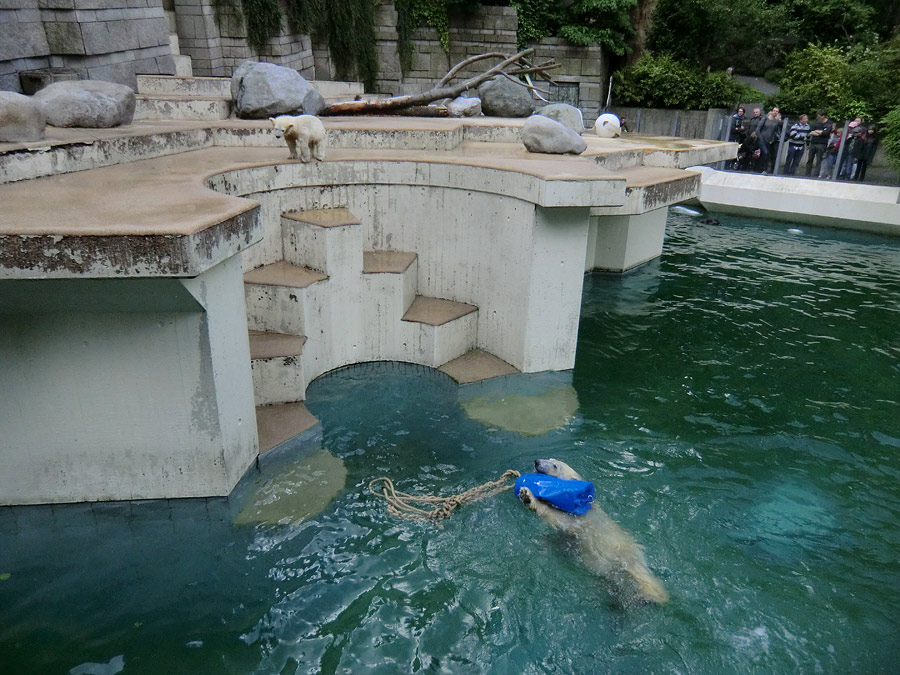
top-left (134, 75), bottom-right (366, 121)
top-left (245, 206), bottom-right (511, 455)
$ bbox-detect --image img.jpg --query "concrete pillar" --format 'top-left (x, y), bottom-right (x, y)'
top-left (586, 207), bottom-right (668, 273)
top-left (0, 254), bottom-right (257, 505)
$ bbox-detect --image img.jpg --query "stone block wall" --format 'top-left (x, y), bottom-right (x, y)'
top-left (315, 2), bottom-right (607, 120)
top-left (172, 0), bottom-right (313, 78)
top-left (0, 0), bottom-right (175, 92)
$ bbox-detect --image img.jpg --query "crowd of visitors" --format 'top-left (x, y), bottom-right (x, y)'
top-left (726, 106), bottom-right (879, 180)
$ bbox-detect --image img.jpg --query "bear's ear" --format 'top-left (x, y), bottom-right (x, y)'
top-left (268, 117), bottom-right (276, 126)
top-left (285, 124), bottom-right (295, 135)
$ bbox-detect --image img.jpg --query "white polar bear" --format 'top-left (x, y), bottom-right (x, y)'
top-left (593, 112), bottom-right (622, 138)
top-left (269, 114), bottom-right (327, 162)
top-left (518, 458), bottom-right (668, 605)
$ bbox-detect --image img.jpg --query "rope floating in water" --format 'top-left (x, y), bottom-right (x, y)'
top-left (369, 469), bottom-right (521, 523)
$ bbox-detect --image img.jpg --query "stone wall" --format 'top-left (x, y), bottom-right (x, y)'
top-left (172, 0), bottom-right (313, 78)
top-left (0, 0), bottom-right (175, 92)
top-left (315, 2), bottom-right (608, 121)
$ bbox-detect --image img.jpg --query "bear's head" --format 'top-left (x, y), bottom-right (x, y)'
top-left (269, 116), bottom-right (294, 140)
top-left (534, 458), bottom-right (583, 481)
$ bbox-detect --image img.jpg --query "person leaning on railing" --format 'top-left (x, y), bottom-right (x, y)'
top-left (805, 109), bottom-right (833, 178)
top-left (783, 114), bottom-right (810, 175)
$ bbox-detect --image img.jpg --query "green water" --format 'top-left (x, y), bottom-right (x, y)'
top-left (1, 213), bottom-right (898, 674)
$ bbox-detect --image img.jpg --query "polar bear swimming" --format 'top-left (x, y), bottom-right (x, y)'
top-left (269, 114), bottom-right (326, 162)
top-left (518, 458), bottom-right (668, 605)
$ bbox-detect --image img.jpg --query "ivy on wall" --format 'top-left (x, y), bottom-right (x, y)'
top-left (210, 0), bottom-right (378, 91)
top-left (395, 0), bottom-right (482, 74)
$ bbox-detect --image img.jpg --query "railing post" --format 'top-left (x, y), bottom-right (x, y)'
top-left (831, 121), bottom-right (850, 181)
top-left (773, 117), bottom-right (789, 177)
top-left (635, 108), bottom-right (643, 133)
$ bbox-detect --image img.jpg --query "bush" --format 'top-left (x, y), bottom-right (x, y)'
top-left (881, 105), bottom-right (900, 172)
top-left (613, 54), bottom-right (764, 109)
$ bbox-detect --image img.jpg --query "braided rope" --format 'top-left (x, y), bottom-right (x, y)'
top-left (369, 469), bottom-right (521, 523)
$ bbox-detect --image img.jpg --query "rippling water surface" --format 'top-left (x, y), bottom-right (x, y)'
top-left (2, 213), bottom-right (898, 674)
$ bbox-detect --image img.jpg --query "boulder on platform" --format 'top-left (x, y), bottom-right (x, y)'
top-left (231, 61), bottom-right (325, 119)
top-left (477, 75), bottom-right (534, 117)
top-left (447, 96), bottom-right (482, 117)
top-left (522, 114), bottom-right (587, 155)
top-left (0, 92), bottom-right (47, 142)
top-left (536, 103), bottom-right (584, 133)
top-left (33, 80), bottom-right (135, 128)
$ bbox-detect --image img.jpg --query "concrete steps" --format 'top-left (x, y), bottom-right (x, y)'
top-left (249, 330), bottom-right (307, 406)
top-left (243, 206), bottom-right (492, 454)
top-left (402, 295), bottom-right (479, 365)
top-left (133, 75), bottom-right (366, 121)
top-left (255, 401), bottom-right (319, 455)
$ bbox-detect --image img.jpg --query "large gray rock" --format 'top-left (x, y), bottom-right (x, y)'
top-left (0, 92), bottom-right (47, 142)
top-left (33, 80), bottom-right (135, 128)
top-left (477, 75), bottom-right (534, 117)
top-left (231, 60), bottom-right (325, 119)
top-left (447, 96), bottom-right (482, 117)
top-left (521, 114), bottom-right (587, 155)
top-left (535, 103), bottom-right (584, 133)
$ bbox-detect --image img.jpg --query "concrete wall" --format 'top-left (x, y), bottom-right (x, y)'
top-left (610, 106), bottom-right (730, 139)
top-left (0, 255), bottom-right (259, 505)
top-left (0, 0), bottom-right (175, 92)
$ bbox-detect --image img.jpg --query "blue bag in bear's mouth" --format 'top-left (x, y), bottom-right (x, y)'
top-left (514, 473), bottom-right (594, 515)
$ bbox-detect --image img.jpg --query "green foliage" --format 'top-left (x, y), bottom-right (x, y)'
top-left (211, 0), bottom-right (244, 34)
top-left (240, 0), bottom-right (283, 54)
top-left (327, 0), bottom-right (378, 91)
top-left (788, 0), bottom-right (879, 47)
top-left (394, 0), bottom-right (484, 74)
top-left (848, 38), bottom-right (900, 121)
top-left (612, 53), bottom-right (763, 109)
top-left (880, 105), bottom-right (900, 172)
top-left (509, 0), bottom-right (564, 45)
top-left (770, 43), bottom-right (871, 121)
top-left (648, 0), bottom-right (794, 74)
top-left (558, 0), bottom-right (637, 55)
top-left (285, 0), bottom-right (326, 34)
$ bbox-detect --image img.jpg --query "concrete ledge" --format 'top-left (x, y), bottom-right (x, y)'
top-left (693, 166), bottom-right (900, 236)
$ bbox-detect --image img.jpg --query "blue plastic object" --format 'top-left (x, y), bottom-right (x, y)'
top-left (514, 473), bottom-right (594, 515)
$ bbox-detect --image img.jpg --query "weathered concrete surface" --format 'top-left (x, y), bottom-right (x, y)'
top-left (0, 91), bottom-right (47, 142)
top-left (693, 166), bottom-right (900, 236)
top-left (0, 116), bottom-right (728, 505)
top-left (0, 254), bottom-right (258, 505)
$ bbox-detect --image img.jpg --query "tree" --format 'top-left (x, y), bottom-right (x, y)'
top-left (647, 0), bottom-right (794, 74)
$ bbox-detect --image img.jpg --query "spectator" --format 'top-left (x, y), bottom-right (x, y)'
top-left (839, 119), bottom-right (862, 179)
top-left (823, 126), bottom-right (843, 178)
top-left (738, 130), bottom-right (760, 172)
top-left (726, 106), bottom-right (746, 169)
top-left (620, 117), bottom-right (631, 133)
top-left (755, 107), bottom-right (782, 174)
top-left (783, 114), bottom-right (810, 175)
top-left (805, 110), bottom-right (833, 177)
top-left (853, 126), bottom-right (878, 181)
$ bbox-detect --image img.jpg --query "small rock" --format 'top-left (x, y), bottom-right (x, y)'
top-left (447, 96), bottom-right (482, 117)
top-left (522, 115), bottom-right (587, 155)
top-left (33, 80), bottom-right (135, 128)
top-left (231, 60), bottom-right (324, 119)
top-left (477, 75), bottom-right (534, 117)
top-left (593, 113), bottom-right (621, 138)
top-left (535, 103), bottom-right (584, 133)
top-left (0, 92), bottom-right (47, 142)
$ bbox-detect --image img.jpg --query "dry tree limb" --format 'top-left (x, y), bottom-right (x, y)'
top-left (320, 48), bottom-right (559, 116)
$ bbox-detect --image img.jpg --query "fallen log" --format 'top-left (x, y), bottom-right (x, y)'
top-left (319, 48), bottom-right (559, 117)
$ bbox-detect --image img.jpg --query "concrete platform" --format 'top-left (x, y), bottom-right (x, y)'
top-left (243, 261), bottom-right (328, 288)
top-left (439, 349), bottom-right (520, 384)
top-left (403, 295), bottom-right (478, 326)
top-left (256, 402), bottom-right (320, 455)
top-left (363, 250), bottom-right (417, 274)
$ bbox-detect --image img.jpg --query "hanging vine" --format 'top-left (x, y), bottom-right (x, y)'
top-left (209, 0), bottom-right (378, 91)
top-left (395, 0), bottom-right (482, 75)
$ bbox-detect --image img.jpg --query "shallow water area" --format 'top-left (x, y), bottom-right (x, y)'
top-left (1, 212), bottom-right (898, 674)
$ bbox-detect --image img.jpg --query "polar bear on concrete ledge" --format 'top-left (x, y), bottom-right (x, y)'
top-left (269, 114), bottom-right (327, 162)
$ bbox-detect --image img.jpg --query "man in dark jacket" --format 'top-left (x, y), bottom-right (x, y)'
top-left (755, 107), bottom-right (782, 174)
top-left (805, 110), bottom-right (833, 178)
